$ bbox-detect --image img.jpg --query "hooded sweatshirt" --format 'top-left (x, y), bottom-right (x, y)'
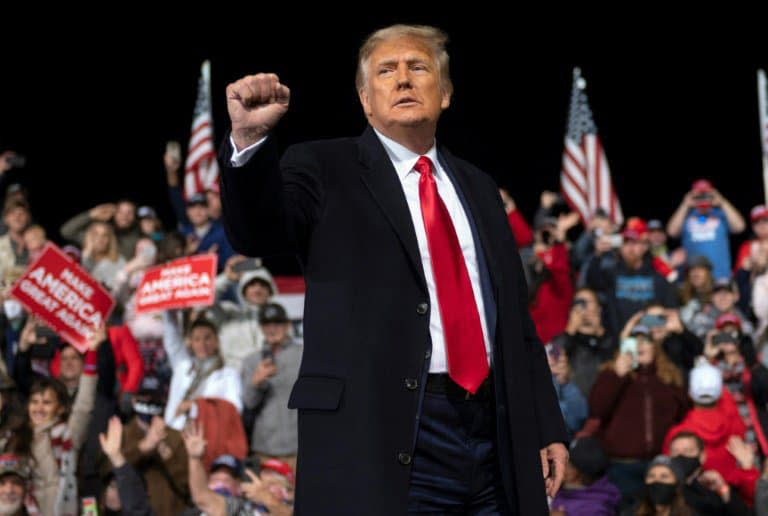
top-left (209, 268), bottom-right (278, 373)
top-left (550, 476), bottom-right (621, 516)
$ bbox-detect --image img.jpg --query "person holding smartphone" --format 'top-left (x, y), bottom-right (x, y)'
top-left (240, 303), bottom-right (301, 471)
top-left (588, 323), bottom-right (688, 498)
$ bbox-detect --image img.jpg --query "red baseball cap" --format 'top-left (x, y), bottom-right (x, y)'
top-left (751, 205), bottom-right (768, 223)
top-left (715, 312), bottom-right (741, 331)
top-left (691, 179), bottom-right (713, 193)
top-left (621, 217), bottom-right (648, 241)
top-left (260, 458), bottom-right (294, 484)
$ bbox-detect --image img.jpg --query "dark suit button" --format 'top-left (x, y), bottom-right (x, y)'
top-left (416, 302), bottom-right (428, 315)
top-left (398, 452), bottom-right (412, 465)
top-left (424, 349), bottom-right (431, 359)
top-left (405, 378), bottom-right (418, 390)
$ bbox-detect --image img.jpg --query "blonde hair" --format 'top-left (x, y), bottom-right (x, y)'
top-left (84, 221), bottom-right (119, 262)
top-left (355, 24), bottom-right (453, 96)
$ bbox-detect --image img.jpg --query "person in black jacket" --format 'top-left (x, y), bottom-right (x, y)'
top-left (219, 23), bottom-right (568, 515)
top-left (668, 431), bottom-right (751, 516)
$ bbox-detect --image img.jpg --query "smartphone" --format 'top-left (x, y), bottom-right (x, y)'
top-left (261, 347), bottom-right (274, 361)
top-left (35, 325), bottom-right (58, 340)
top-left (640, 314), bottom-right (666, 328)
top-left (713, 332), bottom-right (737, 346)
top-left (620, 337), bottom-right (638, 369)
top-left (166, 141), bottom-right (182, 162)
top-left (232, 257), bottom-right (263, 273)
top-left (545, 342), bottom-right (561, 361)
top-left (140, 242), bottom-right (157, 261)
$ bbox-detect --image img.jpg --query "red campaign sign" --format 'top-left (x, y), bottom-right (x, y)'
top-left (135, 254), bottom-right (217, 314)
top-left (10, 243), bottom-right (115, 353)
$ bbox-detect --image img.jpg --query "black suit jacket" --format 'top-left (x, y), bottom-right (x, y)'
top-left (220, 126), bottom-right (567, 515)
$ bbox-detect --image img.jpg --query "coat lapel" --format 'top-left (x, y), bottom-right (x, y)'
top-left (357, 126), bottom-right (428, 293)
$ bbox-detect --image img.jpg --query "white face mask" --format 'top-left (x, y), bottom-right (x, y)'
top-left (3, 299), bottom-right (22, 320)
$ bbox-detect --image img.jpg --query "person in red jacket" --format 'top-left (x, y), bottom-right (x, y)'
top-left (527, 217), bottom-right (574, 344)
top-left (663, 359), bottom-right (761, 505)
top-left (499, 187), bottom-right (533, 248)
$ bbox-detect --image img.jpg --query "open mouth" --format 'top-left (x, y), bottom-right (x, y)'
top-left (394, 97), bottom-right (419, 106)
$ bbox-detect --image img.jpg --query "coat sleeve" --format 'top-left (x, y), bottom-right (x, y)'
top-left (509, 207), bottom-right (569, 447)
top-left (116, 326), bottom-right (145, 394)
top-left (112, 463), bottom-right (155, 516)
top-left (218, 135), bottom-right (325, 262)
top-left (68, 373), bottom-right (97, 449)
top-left (59, 210), bottom-right (92, 245)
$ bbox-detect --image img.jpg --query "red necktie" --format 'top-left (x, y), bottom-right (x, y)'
top-left (415, 155), bottom-right (489, 394)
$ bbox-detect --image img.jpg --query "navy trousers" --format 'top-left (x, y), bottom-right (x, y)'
top-left (407, 388), bottom-right (515, 514)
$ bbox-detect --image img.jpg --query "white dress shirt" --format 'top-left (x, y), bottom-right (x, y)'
top-left (230, 131), bottom-right (491, 373)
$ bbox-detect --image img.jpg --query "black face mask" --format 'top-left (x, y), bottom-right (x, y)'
top-left (671, 456), bottom-right (700, 479)
top-left (647, 482), bottom-right (677, 505)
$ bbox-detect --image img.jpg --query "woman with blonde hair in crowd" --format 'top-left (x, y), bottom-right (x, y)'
top-left (81, 221), bottom-right (125, 291)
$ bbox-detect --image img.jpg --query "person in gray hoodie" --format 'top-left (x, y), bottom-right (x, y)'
top-left (240, 303), bottom-right (301, 470)
top-left (208, 255), bottom-right (278, 373)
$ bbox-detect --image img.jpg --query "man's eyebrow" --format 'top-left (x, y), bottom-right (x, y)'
top-left (375, 57), bottom-right (431, 68)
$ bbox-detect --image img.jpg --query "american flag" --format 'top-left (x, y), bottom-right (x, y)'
top-left (758, 70), bottom-right (768, 205)
top-left (184, 60), bottom-right (219, 200)
top-left (560, 67), bottom-right (623, 225)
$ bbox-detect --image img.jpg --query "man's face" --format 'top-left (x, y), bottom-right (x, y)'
top-left (186, 204), bottom-right (210, 227)
top-left (262, 322), bottom-right (289, 345)
top-left (114, 202), bottom-right (136, 230)
top-left (648, 229), bottom-right (666, 247)
top-left (669, 436), bottom-right (703, 461)
top-left (3, 208), bottom-right (29, 234)
top-left (358, 37), bottom-right (450, 135)
top-left (59, 346), bottom-right (83, 384)
top-left (620, 238), bottom-right (648, 268)
top-left (243, 281), bottom-right (271, 307)
top-left (0, 474), bottom-right (24, 515)
top-left (208, 469), bottom-right (240, 497)
top-left (712, 289), bottom-right (736, 312)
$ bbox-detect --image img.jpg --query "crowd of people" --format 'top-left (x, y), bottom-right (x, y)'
top-left (0, 146), bottom-right (767, 515)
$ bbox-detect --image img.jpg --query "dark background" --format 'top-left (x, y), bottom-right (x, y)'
top-left (1, 17), bottom-right (766, 273)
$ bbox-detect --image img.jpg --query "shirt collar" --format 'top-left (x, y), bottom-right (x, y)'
top-left (373, 128), bottom-right (440, 182)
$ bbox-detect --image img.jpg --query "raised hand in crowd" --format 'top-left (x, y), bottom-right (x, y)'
top-left (698, 469), bottom-right (731, 502)
top-left (540, 191), bottom-right (559, 210)
top-left (164, 141), bottom-right (182, 187)
top-left (224, 254), bottom-right (248, 282)
top-left (87, 323), bottom-right (107, 351)
top-left (226, 73), bottom-right (291, 151)
top-left (726, 435), bottom-right (756, 470)
top-left (182, 420), bottom-right (206, 459)
top-left (613, 351), bottom-right (634, 378)
top-left (89, 203), bottom-right (117, 222)
top-left (0, 150), bottom-right (22, 174)
top-left (251, 357), bottom-right (278, 387)
top-left (138, 415), bottom-right (168, 454)
top-left (18, 316), bottom-right (47, 353)
top-left (100, 416), bottom-right (126, 468)
top-left (241, 469), bottom-right (293, 516)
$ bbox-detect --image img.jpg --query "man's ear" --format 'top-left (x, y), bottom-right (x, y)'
top-left (441, 89), bottom-right (451, 110)
top-left (358, 88), bottom-right (371, 117)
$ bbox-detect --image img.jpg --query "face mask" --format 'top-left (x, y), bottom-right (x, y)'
top-left (671, 456), bottom-right (700, 479)
top-left (3, 299), bottom-right (22, 320)
top-left (647, 482), bottom-right (677, 505)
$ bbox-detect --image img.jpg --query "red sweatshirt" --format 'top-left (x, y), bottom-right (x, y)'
top-left (507, 210), bottom-right (533, 248)
top-left (529, 242), bottom-right (573, 344)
